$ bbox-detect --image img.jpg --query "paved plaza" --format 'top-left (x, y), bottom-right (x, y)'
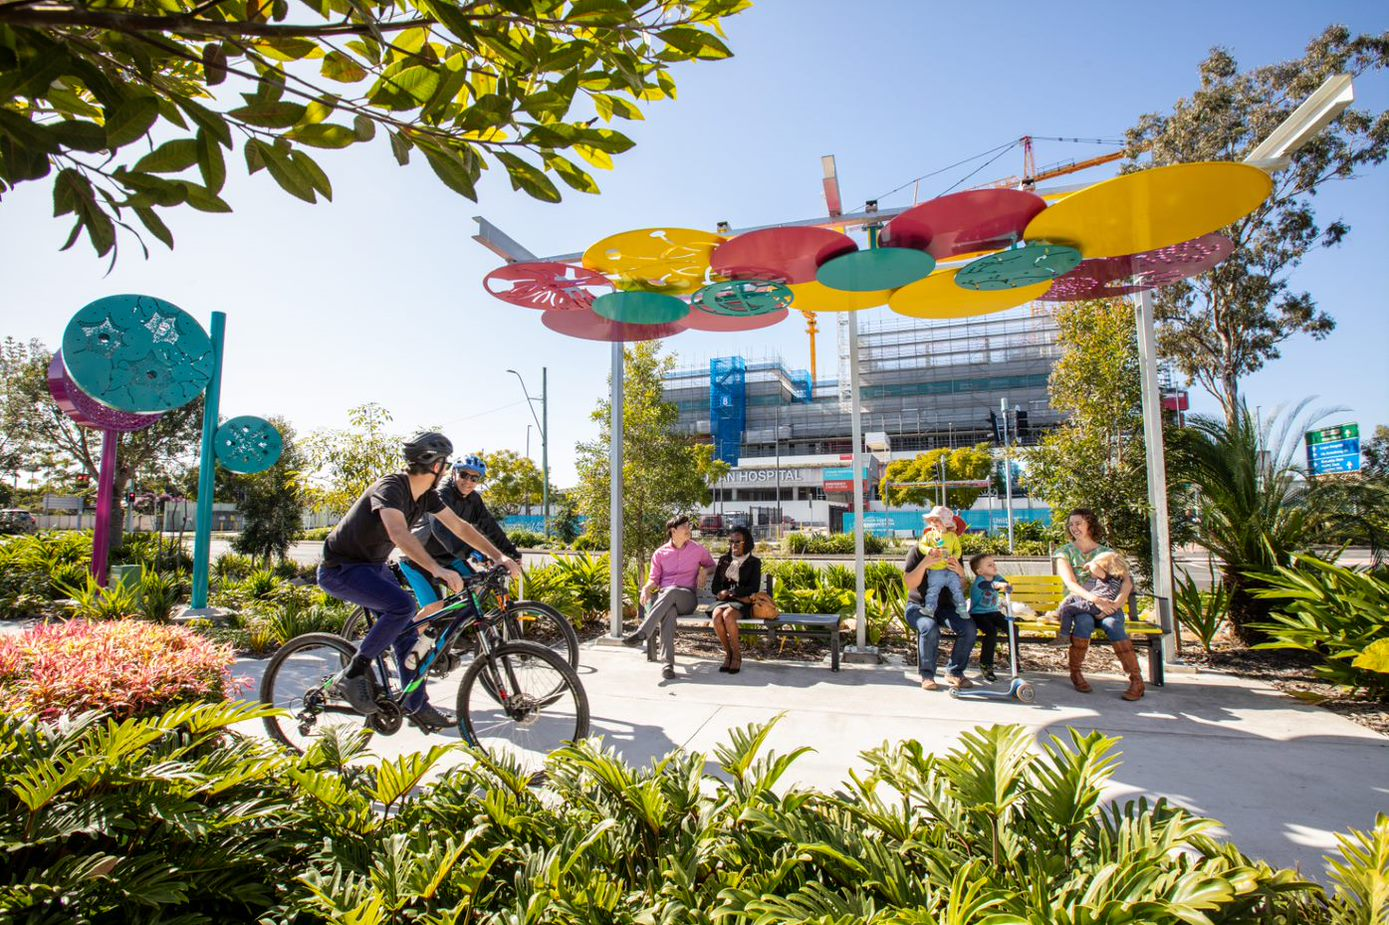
top-left (236, 640), bottom-right (1389, 879)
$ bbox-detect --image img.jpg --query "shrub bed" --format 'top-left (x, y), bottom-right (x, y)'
top-left (0, 705), bottom-right (1383, 923)
top-left (0, 620), bottom-right (244, 720)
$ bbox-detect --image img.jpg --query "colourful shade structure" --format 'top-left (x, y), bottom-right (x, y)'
top-left (684, 307), bottom-right (790, 333)
top-left (582, 227), bottom-right (725, 295)
top-left (60, 294), bottom-right (214, 414)
top-left (592, 291), bottom-right (690, 325)
top-left (483, 262), bottom-right (613, 312)
top-left (881, 188), bottom-right (1047, 258)
top-left (693, 279), bottom-right (794, 317)
top-left (889, 269), bottom-right (1053, 319)
top-left (214, 416), bottom-right (284, 474)
top-left (954, 243), bottom-right (1083, 291)
top-left (541, 307), bottom-right (688, 342)
top-left (47, 352), bottom-right (163, 432)
top-left (786, 280), bottom-right (892, 312)
top-left (1041, 234), bottom-right (1235, 301)
top-left (1023, 161), bottom-right (1272, 258)
top-left (709, 226), bottom-right (856, 283)
top-left (816, 246), bottom-right (936, 292)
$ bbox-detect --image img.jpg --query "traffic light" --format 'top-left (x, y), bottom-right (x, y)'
top-left (75, 473), bottom-right (89, 485)
top-left (1014, 410), bottom-right (1030, 442)
top-left (988, 410), bottom-right (1003, 444)
top-left (126, 491), bottom-right (135, 505)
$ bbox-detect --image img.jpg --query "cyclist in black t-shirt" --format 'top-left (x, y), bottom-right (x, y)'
top-left (318, 432), bottom-right (522, 728)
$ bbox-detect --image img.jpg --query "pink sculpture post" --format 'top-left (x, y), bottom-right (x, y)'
top-left (91, 430), bottom-right (118, 587)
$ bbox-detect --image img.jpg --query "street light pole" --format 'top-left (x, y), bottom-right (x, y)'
top-left (507, 367), bottom-right (550, 537)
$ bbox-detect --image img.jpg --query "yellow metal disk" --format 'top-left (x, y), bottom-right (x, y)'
top-left (1023, 162), bottom-right (1272, 258)
top-left (582, 227), bottom-right (726, 295)
top-left (786, 280), bottom-right (892, 312)
top-left (888, 269), bottom-right (1050, 319)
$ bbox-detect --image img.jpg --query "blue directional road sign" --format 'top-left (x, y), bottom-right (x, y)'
top-left (1306, 424), bottom-right (1361, 476)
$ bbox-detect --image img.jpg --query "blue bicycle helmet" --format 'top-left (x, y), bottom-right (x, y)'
top-left (453, 454), bottom-right (487, 480)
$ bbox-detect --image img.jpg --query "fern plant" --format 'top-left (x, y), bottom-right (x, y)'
top-left (1174, 570), bottom-right (1230, 653)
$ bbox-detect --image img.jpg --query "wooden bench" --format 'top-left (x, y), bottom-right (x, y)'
top-left (641, 576), bottom-right (844, 671)
top-left (1002, 574), bottom-right (1165, 686)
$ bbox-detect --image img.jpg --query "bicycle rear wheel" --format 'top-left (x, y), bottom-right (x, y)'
top-left (260, 632), bottom-right (363, 753)
top-left (502, 600), bottom-right (580, 670)
top-left (339, 607), bottom-right (372, 641)
top-left (456, 641), bottom-right (588, 778)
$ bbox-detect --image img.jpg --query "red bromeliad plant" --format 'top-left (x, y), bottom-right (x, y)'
top-left (0, 620), bottom-right (246, 720)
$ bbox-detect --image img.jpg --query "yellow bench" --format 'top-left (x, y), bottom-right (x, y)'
top-left (1002, 574), bottom-right (1165, 686)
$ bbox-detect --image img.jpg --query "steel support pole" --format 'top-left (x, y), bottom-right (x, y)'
top-left (1135, 289), bottom-right (1176, 660)
top-left (845, 229), bottom-right (875, 660)
top-left (1001, 397), bottom-right (1014, 552)
top-left (608, 342), bottom-right (624, 639)
top-left (541, 367), bottom-right (550, 538)
top-left (91, 429), bottom-right (118, 587)
top-left (189, 311), bottom-right (225, 610)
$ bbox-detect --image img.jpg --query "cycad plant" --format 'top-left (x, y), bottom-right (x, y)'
top-left (1172, 401), bottom-right (1323, 642)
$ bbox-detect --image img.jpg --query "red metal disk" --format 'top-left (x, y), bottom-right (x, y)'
top-left (685, 307), bottom-right (790, 333)
top-left (1040, 234), bottom-right (1235, 301)
top-left (484, 262), bottom-right (613, 312)
top-left (881, 189), bottom-right (1047, 259)
top-left (709, 227), bottom-right (857, 284)
top-left (541, 307), bottom-right (688, 342)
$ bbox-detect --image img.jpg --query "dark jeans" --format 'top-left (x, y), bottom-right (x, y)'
top-left (973, 611), bottom-right (1010, 669)
top-left (905, 600), bottom-right (977, 680)
top-left (317, 562), bottom-right (431, 710)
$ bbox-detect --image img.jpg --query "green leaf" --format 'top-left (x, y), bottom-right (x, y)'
top-left (228, 101), bottom-right (307, 129)
top-left (244, 138), bottom-right (266, 174)
top-left (658, 26), bottom-right (733, 60)
top-left (565, 0), bottom-right (634, 24)
top-left (496, 151), bottom-right (560, 203)
top-left (389, 130), bottom-right (411, 166)
top-left (290, 150), bottom-right (332, 199)
top-left (575, 126), bottom-right (633, 154)
top-left (52, 168), bottom-right (92, 217)
top-left (388, 65), bottom-right (441, 106)
top-left (0, 108), bottom-right (59, 154)
top-left (573, 143), bottom-right (612, 171)
top-left (48, 119), bottom-right (108, 153)
top-left (175, 96), bottom-right (233, 148)
top-left (176, 181), bottom-right (233, 212)
top-left (301, 97), bottom-right (336, 125)
top-left (113, 169), bottom-right (190, 207)
top-left (286, 123), bottom-right (356, 149)
top-left (353, 114), bottom-right (376, 142)
top-left (196, 129), bottom-right (226, 192)
top-left (321, 51), bottom-right (368, 83)
top-left (254, 141), bottom-right (316, 202)
top-left (135, 139), bottom-right (198, 174)
top-left (545, 154), bottom-right (600, 194)
top-left (134, 206), bottom-right (175, 249)
top-left (104, 96), bottom-right (160, 148)
top-left (421, 144), bottom-right (476, 199)
top-left (202, 43), bottom-right (229, 86)
top-left (1353, 639), bottom-right (1389, 674)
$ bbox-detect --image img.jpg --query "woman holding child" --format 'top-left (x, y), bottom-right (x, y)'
top-left (709, 526), bottom-right (761, 675)
top-left (1054, 508), bottom-right (1143, 701)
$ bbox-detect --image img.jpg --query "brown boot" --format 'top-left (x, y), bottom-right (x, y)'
top-left (1067, 637), bottom-right (1092, 693)
top-left (1113, 640), bottom-right (1145, 701)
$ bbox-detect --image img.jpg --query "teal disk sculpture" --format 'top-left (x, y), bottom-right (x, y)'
top-left (815, 247), bottom-right (936, 292)
top-left (693, 279), bottom-right (793, 317)
top-left (955, 243), bottom-right (1083, 291)
top-left (214, 416), bottom-right (283, 474)
top-left (592, 291), bottom-right (690, 325)
top-left (61, 294), bottom-right (214, 413)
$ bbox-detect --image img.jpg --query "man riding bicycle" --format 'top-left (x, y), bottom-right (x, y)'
top-left (319, 432), bottom-right (523, 729)
top-left (397, 454), bottom-right (522, 606)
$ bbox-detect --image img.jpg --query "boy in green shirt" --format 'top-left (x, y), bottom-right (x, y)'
top-left (919, 505), bottom-right (965, 614)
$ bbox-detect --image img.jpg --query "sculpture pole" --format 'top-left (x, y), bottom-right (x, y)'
top-left (189, 311), bottom-right (226, 609)
top-left (91, 429), bottom-right (118, 586)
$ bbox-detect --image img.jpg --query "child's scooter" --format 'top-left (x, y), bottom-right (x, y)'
top-left (950, 589), bottom-right (1036, 704)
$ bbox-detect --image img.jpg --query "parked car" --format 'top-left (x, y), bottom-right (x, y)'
top-left (0, 509), bottom-right (38, 534)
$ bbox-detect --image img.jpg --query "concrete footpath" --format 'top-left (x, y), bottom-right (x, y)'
top-left (235, 642), bottom-right (1389, 878)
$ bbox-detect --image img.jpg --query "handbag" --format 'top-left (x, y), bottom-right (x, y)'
top-left (749, 591), bottom-right (779, 620)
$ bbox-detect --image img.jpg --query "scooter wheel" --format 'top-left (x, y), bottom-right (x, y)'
top-left (1015, 682), bottom-right (1036, 704)
top-left (947, 688), bottom-right (961, 699)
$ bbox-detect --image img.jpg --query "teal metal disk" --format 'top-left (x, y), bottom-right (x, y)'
top-left (61, 294), bottom-right (213, 414)
top-left (592, 291), bottom-right (689, 325)
top-left (694, 279), bottom-right (793, 317)
top-left (215, 416), bottom-right (283, 474)
top-left (955, 243), bottom-right (1083, 291)
top-left (815, 247), bottom-right (935, 293)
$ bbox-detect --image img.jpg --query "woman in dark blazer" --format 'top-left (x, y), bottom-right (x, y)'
top-left (709, 526), bottom-right (760, 675)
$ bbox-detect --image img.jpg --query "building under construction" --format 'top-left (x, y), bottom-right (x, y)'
top-left (662, 302), bottom-right (1062, 529)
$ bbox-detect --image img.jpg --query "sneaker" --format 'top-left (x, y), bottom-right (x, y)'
top-left (946, 674), bottom-right (974, 690)
top-left (409, 703), bottom-right (457, 730)
top-left (661, 666), bottom-right (676, 680)
top-left (920, 678), bottom-right (940, 691)
top-left (622, 633), bottom-right (645, 648)
top-left (328, 670), bottom-right (380, 714)
top-left (980, 667), bottom-right (998, 683)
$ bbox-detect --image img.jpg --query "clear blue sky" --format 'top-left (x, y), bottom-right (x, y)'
top-left (2, 1), bottom-right (1385, 486)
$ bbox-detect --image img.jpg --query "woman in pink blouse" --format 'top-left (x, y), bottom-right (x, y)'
top-left (623, 514), bottom-right (715, 680)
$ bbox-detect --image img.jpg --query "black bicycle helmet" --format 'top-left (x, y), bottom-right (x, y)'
top-left (402, 431), bottom-right (453, 466)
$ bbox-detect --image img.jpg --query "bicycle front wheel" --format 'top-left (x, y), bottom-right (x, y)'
top-left (260, 632), bottom-right (362, 753)
top-left (457, 641), bottom-right (588, 776)
top-left (502, 600), bottom-right (580, 670)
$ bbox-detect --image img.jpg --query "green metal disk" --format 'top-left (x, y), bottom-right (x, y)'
top-left (592, 291), bottom-right (690, 325)
top-left (693, 279), bottom-right (794, 317)
top-left (955, 243), bottom-right (1083, 291)
top-left (61, 294), bottom-right (213, 414)
top-left (214, 416), bottom-right (283, 474)
top-left (815, 247), bottom-right (935, 293)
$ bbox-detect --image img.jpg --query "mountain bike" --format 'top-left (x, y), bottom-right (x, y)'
top-left (340, 561), bottom-right (580, 677)
top-left (260, 564), bottom-right (588, 776)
